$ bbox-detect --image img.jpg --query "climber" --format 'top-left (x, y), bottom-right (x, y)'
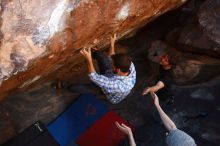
top-left (116, 92), bottom-right (197, 146)
top-left (68, 34), bottom-right (136, 104)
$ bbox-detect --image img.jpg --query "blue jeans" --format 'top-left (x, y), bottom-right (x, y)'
top-left (92, 50), bottom-right (112, 74)
top-left (68, 51), bottom-right (112, 95)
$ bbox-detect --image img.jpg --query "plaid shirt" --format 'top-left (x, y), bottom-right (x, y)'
top-left (88, 62), bottom-right (136, 104)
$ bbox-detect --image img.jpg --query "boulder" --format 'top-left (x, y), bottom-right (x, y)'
top-left (177, 0), bottom-right (220, 57)
top-left (172, 54), bottom-right (220, 85)
top-left (0, 0), bottom-right (187, 100)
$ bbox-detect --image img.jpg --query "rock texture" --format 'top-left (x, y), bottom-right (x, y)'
top-left (0, 2), bottom-right (220, 144)
top-left (167, 0), bottom-right (220, 57)
top-left (0, 0), bottom-right (187, 100)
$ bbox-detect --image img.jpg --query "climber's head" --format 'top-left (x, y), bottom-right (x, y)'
top-left (111, 53), bottom-right (131, 75)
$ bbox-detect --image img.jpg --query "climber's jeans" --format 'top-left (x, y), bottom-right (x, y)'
top-left (92, 50), bottom-right (112, 74)
top-left (68, 50), bottom-right (112, 96)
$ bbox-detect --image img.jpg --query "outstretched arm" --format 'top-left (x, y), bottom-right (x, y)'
top-left (150, 92), bottom-right (177, 132)
top-left (80, 47), bottom-right (96, 73)
top-left (142, 81), bottom-right (165, 95)
top-left (116, 122), bottom-right (136, 146)
top-left (108, 33), bottom-right (116, 56)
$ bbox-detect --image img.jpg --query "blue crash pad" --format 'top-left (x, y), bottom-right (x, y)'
top-left (69, 94), bottom-right (108, 127)
top-left (47, 94), bottom-right (108, 146)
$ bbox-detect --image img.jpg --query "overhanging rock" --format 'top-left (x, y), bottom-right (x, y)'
top-left (0, 0), bottom-right (187, 99)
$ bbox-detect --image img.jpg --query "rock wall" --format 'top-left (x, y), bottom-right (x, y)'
top-left (166, 0), bottom-right (220, 57)
top-left (161, 0), bottom-right (220, 85)
top-left (0, 0), bottom-right (187, 100)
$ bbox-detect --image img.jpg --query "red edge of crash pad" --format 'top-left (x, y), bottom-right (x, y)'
top-left (76, 111), bottom-right (134, 146)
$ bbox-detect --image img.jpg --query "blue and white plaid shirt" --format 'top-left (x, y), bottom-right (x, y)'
top-left (88, 62), bottom-right (136, 104)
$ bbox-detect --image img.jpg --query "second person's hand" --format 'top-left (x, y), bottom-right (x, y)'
top-left (115, 121), bottom-right (132, 136)
top-left (150, 92), bottom-right (160, 107)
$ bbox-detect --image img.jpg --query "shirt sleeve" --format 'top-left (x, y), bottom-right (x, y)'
top-left (129, 62), bottom-right (135, 74)
top-left (160, 71), bottom-right (172, 87)
top-left (88, 72), bottom-right (116, 89)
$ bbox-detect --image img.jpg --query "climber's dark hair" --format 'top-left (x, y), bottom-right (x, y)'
top-left (111, 53), bottom-right (131, 73)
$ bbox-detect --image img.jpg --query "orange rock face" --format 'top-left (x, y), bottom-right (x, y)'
top-left (0, 0), bottom-right (187, 100)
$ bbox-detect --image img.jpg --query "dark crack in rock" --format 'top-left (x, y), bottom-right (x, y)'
top-left (10, 53), bottom-right (28, 75)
